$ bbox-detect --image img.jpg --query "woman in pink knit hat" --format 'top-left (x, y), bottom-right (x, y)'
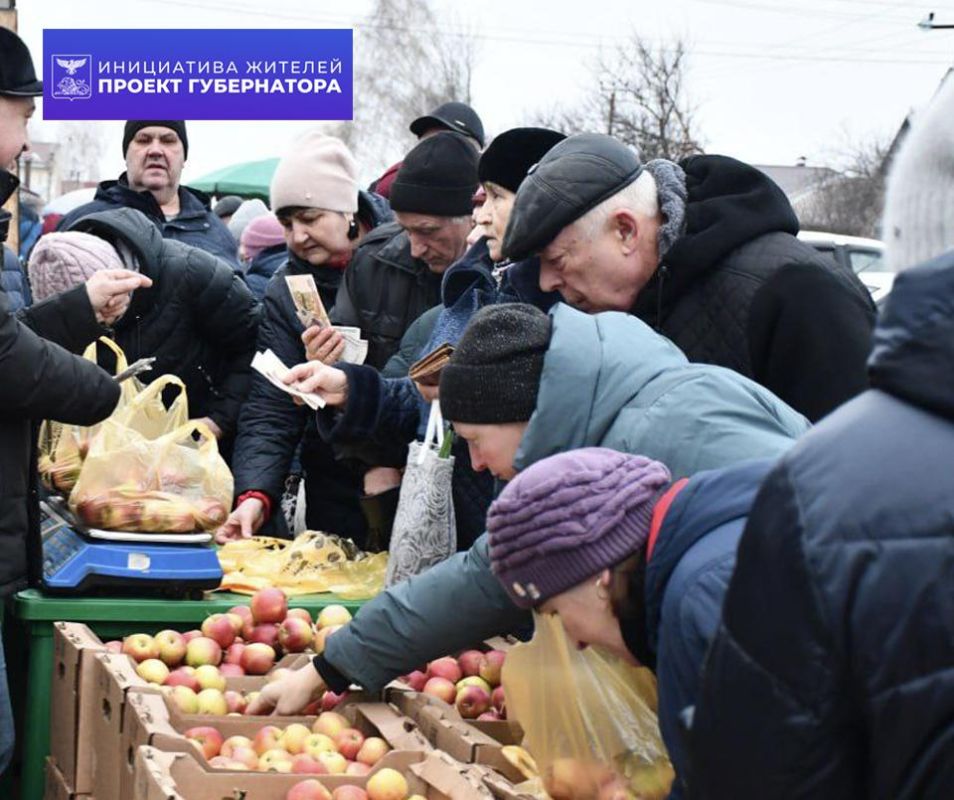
top-left (239, 213), bottom-right (286, 300)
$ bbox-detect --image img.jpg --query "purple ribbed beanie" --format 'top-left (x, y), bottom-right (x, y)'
top-left (486, 448), bottom-right (671, 608)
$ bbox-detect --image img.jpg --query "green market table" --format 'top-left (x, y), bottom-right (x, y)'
top-left (4, 588), bottom-right (366, 800)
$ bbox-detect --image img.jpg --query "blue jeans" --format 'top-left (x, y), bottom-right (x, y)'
top-left (0, 627), bottom-right (13, 776)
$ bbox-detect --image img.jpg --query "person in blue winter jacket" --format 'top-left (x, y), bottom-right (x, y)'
top-left (484, 447), bottom-right (776, 800)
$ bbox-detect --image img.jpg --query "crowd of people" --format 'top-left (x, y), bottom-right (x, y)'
top-left (1, 25), bottom-right (952, 798)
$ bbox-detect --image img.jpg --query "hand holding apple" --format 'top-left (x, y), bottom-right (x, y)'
top-left (246, 663), bottom-right (326, 716)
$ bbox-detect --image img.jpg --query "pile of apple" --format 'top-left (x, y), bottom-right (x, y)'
top-left (286, 770), bottom-right (418, 800)
top-left (400, 649), bottom-right (507, 721)
top-left (183, 710), bottom-right (390, 776)
top-left (108, 588), bottom-right (352, 715)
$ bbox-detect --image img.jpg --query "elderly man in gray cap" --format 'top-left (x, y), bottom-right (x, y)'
top-left (501, 134), bottom-right (876, 423)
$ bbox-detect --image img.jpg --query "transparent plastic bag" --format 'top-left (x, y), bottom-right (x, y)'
top-left (70, 418), bottom-right (232, 533)
top-left (503, 612), bottom-right (674, 800)
top-left (38, 337), bottom-right (144, 495)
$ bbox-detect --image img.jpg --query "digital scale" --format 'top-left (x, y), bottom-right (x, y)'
top-left (40, 496), bottom-right (223, 597)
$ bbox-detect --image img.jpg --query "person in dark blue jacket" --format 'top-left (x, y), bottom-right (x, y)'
top-left (485, 447), bottom-right (774, 800)
top-left (240, 213), bottom-right (287, 301)
top-left (58, 121), bottom-right (240, 268)
top-left (1, 244), bottom-right (31, 310)
top-left (690, 76), bottom-right (954, 800)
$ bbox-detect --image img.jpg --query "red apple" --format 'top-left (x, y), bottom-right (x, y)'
top-left (356, 736), bottom-right (390, 766)
top-left (240, 642), bottom-right (276, 675)
top-left (185, 636), bottom-right (222, 668)
top-left (478, 650), bottom-right (506, 687)
top-left (303, 700), bottom-right (321, 716)
top-left (224, 642), bottom-right (246, 665)
top-left (345, 762), bottom-right (372, 777)
top-left (427, 656), bottom-right (462, 684)
top-left (224, 690), bottom-right (247, 714)
top-left (229, 745), bottom-right (260, 770)
top-left (228, 604), bottom-right (253, 627)
top-left (401, 671), bottom-right (427, 692)
top-left (367, 767), bottom-right (409, 800)
top-left (477, 711), bottom-right (500, 721)
top-left (457, 649), bottom-right (485, 677)
top-left (252, 725), bottom-right (284, 755)
top-left (334, 786), bottom-right (368, 800)
top-left (320, 690), bottom-right (346, 712)
top-left (422, 677), bottom-right (456, 704)
top-left (104, 640), bottom-right (123, 654)
top-left (219, 663), bottom-right (245, 678)
top-left (286, 607), bottom-right (313, 625)
top-left (287, 780), bottom-right (333, 800)
top-left (279, 617), bottom-right (315, 653)
top-left (194, 664), bottom-right (225, 691)
top-left (184, 725), bottom-right (223, 760)
top-left (225, 612), bottom-right (245, 635)
top-left (165, 666), bottom-right (200, 692)
top-left (334, 728), bottom-right (365, 760)
top-left (492, 686), bottom-right (506, 716)
top-left (136, 658), bottom-right (170, 685)
top-left (182, 629), bottom-right (203, 643)
top-left (168, 685), bottom-right (199, 714)
top-left (251, 587), bottom-right (288, 624)
top-left (122, 633), bottom-right (158, 663)
top-left (291, 754), bottom-right (327, 774)
top-left (220, 735), bottom-right (253, 758)
top-left (154, 630), bottom-right (187, 667)
top-left (201, 614), bottom-right (237, 649)
top-left (455, 685), bottom-right (491, 719)
top-left (248, 623), bottom-right (280, 649)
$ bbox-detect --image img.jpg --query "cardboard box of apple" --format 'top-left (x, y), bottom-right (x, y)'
top-left (134, 745), bottom-right (498, 800)
top-left (112, 588), bottom-right (354, 716)
top-left (398, 649), bottom-right (508, 723)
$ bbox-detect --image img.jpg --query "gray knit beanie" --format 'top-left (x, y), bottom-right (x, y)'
top-left (439, 304), bottom-right (551, 424)
top-left (882, 76), bottom-right (954, 272)
top-left (487, 448), bottom-right (671, 608)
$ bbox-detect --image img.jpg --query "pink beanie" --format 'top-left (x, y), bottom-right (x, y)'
top-left (28, 231), bottom-right (125, 302)
top-left (270, 130), bottom-right (358, 214)
top-left (241, 214), bottom-right (286, 262)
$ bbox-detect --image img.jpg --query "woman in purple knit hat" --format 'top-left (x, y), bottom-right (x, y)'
top-left (486, 447), bottom-right (774, 800)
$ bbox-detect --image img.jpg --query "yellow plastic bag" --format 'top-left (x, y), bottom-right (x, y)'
top-left (502, 612), bottom-right (674, 800)
top-left (38, 337), bottom-right (144, 495)
top-left (217, 531), bottom-right (388, 598)
top-left (70, 417), bottom-right (232, 533)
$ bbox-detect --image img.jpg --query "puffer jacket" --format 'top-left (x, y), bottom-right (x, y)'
top-left (330, 221), bottom-right (442, 368)
top-left (244, 244), bottom-right (287, 301)
top-left (315, 303), bottom-right (809, 692)
top-left (2, 244), bottom-right (31, 310)
top-left (66, 208), bottom-right (260, 444)
top-left (231, 192), bottom-right (392, 542)
top-left (59, 173), bottom-right (240, 269)
top-left (633, 155), bottom-right (876, 422)
top-left (0, 287), bottom-right (120, 595)
top-left (690, 250), bottom-right (954, 800)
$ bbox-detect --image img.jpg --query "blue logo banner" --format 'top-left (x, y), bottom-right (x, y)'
top-left (43, 29), bottom-right (353, 120)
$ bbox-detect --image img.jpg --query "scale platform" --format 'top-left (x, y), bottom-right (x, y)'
top-left (40, 498), bottom-right (223, 598)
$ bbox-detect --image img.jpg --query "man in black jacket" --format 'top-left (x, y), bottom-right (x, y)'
top-left (331, 131), bottom-right (478, 369)
top-left (690, 77), bottom-right (954, 800)
top-left (0, 29), bottom-right (151, 773)
top-left (30, 208), bottom-right (260, 457)
top-left (503, 134), bottom-right (876, 422)
top-left (58, 120), bottom-right (240, 268)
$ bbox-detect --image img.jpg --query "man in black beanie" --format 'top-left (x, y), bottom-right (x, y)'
top-left (59, 120), bottom-right (239, 268)
top-left (331, 131), bottom-right (479, 368)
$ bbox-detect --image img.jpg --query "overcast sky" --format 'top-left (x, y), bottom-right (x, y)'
top-left (17, 0), bottom-right (954, 189)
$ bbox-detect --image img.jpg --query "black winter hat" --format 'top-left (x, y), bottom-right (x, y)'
top-left (502, 133), bottom-right (643, 261)
top-left (123, 121), bottom-right (189, 159)
top-left (390, 132), bottom-right (479, 217)
top-left (411, 101), bottom-right (485, 147)
top-left (0, 29), bottom-right (42, 96)
top-left (479, 128), bottom-right (566, 194)
top-left (440, 304), bottom-right (552, 424)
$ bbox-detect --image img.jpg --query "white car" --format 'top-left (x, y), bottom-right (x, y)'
top-left (798, 231), bottom-right (894, 306)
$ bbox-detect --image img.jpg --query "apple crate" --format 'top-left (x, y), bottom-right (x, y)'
top-left (43, 756), bottom-right (89, 800)
top-left (120, 691), bottom-right (433, 800)
top-left (134, 746), bottom-right (496, 800)
top-left (8, 589), bottom-right (364, 800)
